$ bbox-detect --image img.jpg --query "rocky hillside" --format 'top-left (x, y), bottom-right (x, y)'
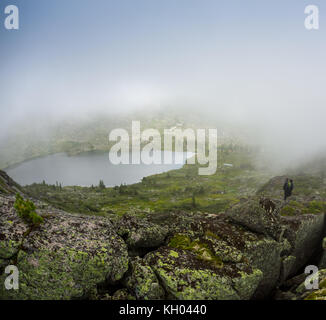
top-left (1, 170), bottom-right (326, 300)
top-left (0, 171), bottom-right (23, 195)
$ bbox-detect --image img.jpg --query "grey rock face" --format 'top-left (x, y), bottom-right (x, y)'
top-left (0, 194), bottom-right (129, 300)
top-left (226, 199), bottom-right (282, 240)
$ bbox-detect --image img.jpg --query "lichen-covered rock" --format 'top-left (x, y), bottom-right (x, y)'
top-left (277, 269), bottom-right (326, 300)
top-left (302, 269), bottom-right (326, 300)
top-left (122, 257), bottom-right (165, 300)
top-left (244, 238), bottom-right (284, 298)
top-left (1, 166), bottom-right (325, 301)
top-left (0, 194), bottom-right (129, 300)
top-left (111, 289), bottom-right (136, 300)
top-left (0, 197), bottom-right (28, 261)
top-left (280, 255), bottom-right (297, 283)
top-left (232, 269), bottom-right (264, 299)
top-left (226, 199), bottom-right (282, 240)
top-left (318, 238), bottom-right (326, 269)
top-left (116, 214), bottom-right (168, 252)
top-left (281, 214), bottom-right (325, 276)
top-left (182, 210), bottom-right (293, 299)
top-left (273, 268), bottom-right (326, 300)
top-left (145, 247), bottom-right (238, 300)
top-left (161, 211), bottom-right (296, 299)
top-left (0, 170), bottom-right (23, 195)
top-left (145, 245), bottom-right (263, 300)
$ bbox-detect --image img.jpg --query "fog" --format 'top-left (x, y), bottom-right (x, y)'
top-left (1, 0), bottom-right (326, 172)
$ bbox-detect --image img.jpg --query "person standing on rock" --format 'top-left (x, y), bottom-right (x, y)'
top-left (283, 178), bottom-right (294, 201)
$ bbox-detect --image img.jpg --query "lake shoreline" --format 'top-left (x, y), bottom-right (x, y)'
top-left (5, 150), bottom-right (193, 188)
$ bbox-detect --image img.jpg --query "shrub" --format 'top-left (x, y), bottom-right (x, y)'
top-left (14, 193), bottom-right (43, 226)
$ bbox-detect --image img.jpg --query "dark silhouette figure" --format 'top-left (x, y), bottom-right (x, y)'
top-left (283, 178), bottom-right (294, 201)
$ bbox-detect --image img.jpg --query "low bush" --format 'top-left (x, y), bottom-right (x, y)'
top-left (14, 193), bottom-right (43, 226)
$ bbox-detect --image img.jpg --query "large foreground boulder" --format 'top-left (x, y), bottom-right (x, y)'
top-left (318, 238), bottom-right (326, 268)
top-left (122, 256), bottom-right (165, 300)
top-left (142, 213), bottom-right (278, 300)
top-left (115, 214), bottom-right (169, 256)
top-left (226, 199), bottom-right (282, 240)
top-left (280, 213), bottom-right (325, 277)
top-left (225, 198), bottom-right (326, 293)
top-left (0, 194), bottom-right (129, 300)
top-left (144, 245), bottom-right (263, 300)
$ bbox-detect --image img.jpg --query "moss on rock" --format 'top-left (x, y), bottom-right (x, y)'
top-left (0, 195), bottom-right (129, 300)
top-left (145, 246), bottom-right (262, 300)
top-left (123, 257), bottom-right (165, 300)
top-left (168, 234), bottom-right (223, 268)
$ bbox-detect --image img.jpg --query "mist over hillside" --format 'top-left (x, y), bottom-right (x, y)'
top-left (1, 1), bottom-right (326, 173)
top-left (1, 104), bottom-right (326, 175)
top-left (1, 0), bottom-right (326, 303)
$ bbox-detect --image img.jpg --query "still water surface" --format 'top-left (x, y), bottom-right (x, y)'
top-left (5, 151), bottom-right (192, 187)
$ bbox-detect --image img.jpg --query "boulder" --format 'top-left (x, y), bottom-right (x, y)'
top-left (277, 269), bottom-right (326, 300)
top-left (226, 199), bottom-right (282, 241)
top-left (143, 217), bottom-right (269, 301)
top-left (0, 194), bottom-right (129, 300)
top-left (281, 213), bottom-right (325, 277)
top-left (318, 238), bottom-right (326, 268)
top-left (243, 238), bottom-right (284, 299)
top-left (0, 170), bottom-right (23, 195)
top-left (122, 257), bottom-right (165, 300)
top-left (116, 214), bottom-right (169, 255)
top-left (144, 245), bottom-right (263, 300)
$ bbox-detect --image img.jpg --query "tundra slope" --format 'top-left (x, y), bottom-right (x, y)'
top-left (0, 169), bottom-right (326, 300)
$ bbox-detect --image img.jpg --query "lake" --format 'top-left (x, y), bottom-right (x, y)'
top-left (5, 151), bottom-right (193, 187)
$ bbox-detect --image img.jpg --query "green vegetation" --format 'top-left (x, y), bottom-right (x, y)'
top-left (168, 234), bottom-right (193, 249)
top-left (168, 234), bottom-right (223, 268)
top-left (23, 149), bottom-right (269, 217)
top-left (280, 201), bottom-right (303, 216)
top-left (280, 206), bottom-right (297, 217)
top-left (14, 193), bottom-right (43, 226)
top-left (291, 175), bottom-right (325, 197)
top-left (280, 199), bottom-right (326, 216)
top-left (98, 180), bottom-right (106, 190)
top-left (302, 201), bottom-right (326, 215)
top-left (15, 144), bottom-right (325, 220)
